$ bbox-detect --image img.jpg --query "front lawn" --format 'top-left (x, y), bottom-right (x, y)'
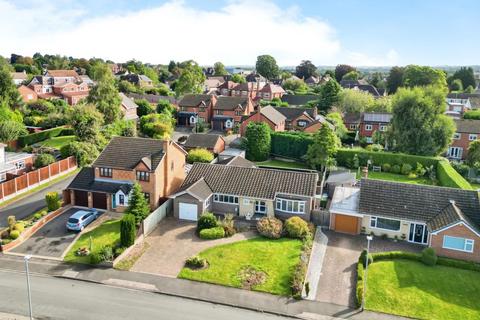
top-left (64, 219), bottom-right (121, 264)
top-left (255, 159), bottom-right (309, 170)
top-left (178, 237), bottom-right (302, 296)
top-left (365, 171), bottom-right (433, 185)
top-left (366, 259), bottom-right (480, 320)
top-left (39, 135), bottom-right (75, 149)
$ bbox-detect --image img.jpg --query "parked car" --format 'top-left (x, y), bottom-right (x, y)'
top-left (66, 209), bottom-right (99, 231)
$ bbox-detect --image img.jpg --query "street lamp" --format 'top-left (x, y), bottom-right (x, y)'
top-left (362, 235), bottom-right (373, 311)
top-left (24, 255), bottom-right (33, 320)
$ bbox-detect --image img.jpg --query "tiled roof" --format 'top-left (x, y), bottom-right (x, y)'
top-left (217, 156), bottom-right (256, 168)
top-left (214, 96), bottom-right (249, 110)
top-left (358, 179), bottom-right (480, 226)
top-left (454, 119), bottom-right (480, 134)
top-left (259, 83), bottom-right (285, 94)
top-left (46, 70), bottom-right (79, 78)
top-left (427, 202), bottom-right (480, 233)
top-left (447, 93), bottom-right (480, 99)
top-left (218, 81), bottom-right (238, 90)
top-left (273, 106), bottom-right (315, 121)
top-left (120, 93), bottom-right (138, 110)
top-left (260, 106), bottom-right (287, 125)
top-left (281, 95), bottom-right (319, 106)
top-left (363, 112), bottom-right (392, 123)
top-left (178, 94), bottom-right (212, 107)
top-left (93, 136), bottom-right (165, 170)
top-left (11, 72), bottom-right (27, 80)
top-left (176, 178), bottom-right (213, 200)
top-left (179, 163), bottom-right (318, 200)
top-left (127, 93), bottom-right (177, 105)
top-left (343, 113), bottom-right (362, 124)
top-left (232, 82), bottom-right (263, 92)
top-left (67, 168), bottom-right (133, 194)
top-left (184, 134), bottom-right (223, 149)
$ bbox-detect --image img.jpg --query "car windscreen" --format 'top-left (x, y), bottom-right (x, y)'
top-left (68, 218), bottom-right (79, 224)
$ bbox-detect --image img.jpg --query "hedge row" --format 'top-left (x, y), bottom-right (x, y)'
top-left (437, 160), bottom-right (472, 189)
top-left (270, 132), bottom-right (313, 159)
top-left (18, 126), bottom-right (72, 147)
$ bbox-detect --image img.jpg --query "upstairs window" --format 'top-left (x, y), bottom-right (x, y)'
top-left (469, 134), bottom-right (478, 141)
top-left (99, 167), bottom-right (112, 177)
top-left (453, 133), bottom-right (461, 140)
top-left (136, 171), bottom-right (150, 182)
top-left (365, 124), bottom-right (373, 131)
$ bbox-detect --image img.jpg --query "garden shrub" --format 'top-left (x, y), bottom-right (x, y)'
top-left (13, 223), bottom-right (25, 232)
top-left (270, 131), bottom-right (314, 159)
top-left (9, 230), bottom-right (20, 240)
top-left (17, 126), bottom-right (66, 147)
top-left (437, 160), bottom-right (472, 189)
top-left (256, 217), bottom-right (283, 239)
top-left (359, 249), bottom-right (373, 267)
top-left (33, 213), bottom-right (42, 220)
top-left (408, 172), bottom-right (417, 179)
top-left (34, 153), bottom-right (55, 168)
top-left (355, 261), bottom-right (365, 308)
top-left (221, 213), bottom-right (236, 237)
top-left (187, 148), bottom-right (214, 164)
top-left (45, 192), bottom-right (61, 211)
top-left (99, 246), bottom-right (114, 262)
top-left (120, 214), bottom-right (136, 247)
top-left (199, 227), bottom-right (225, 240)
top-left (372, 251), bottom-right (421, 262)
top-left (114, 247), bottom-right (126, 257)
top-left (40, 210), bottom-right (48, 217)
top-left (382, 163), bottom-right (391, 172)
top-left (421, 247), bottom-right (437, 266)
top-left (391, 164), bottom-right (401, 174)
top-left (7, 216), bottom-right (16, 230)
top-left (284, 217), bottom-right (310, 239)
top-left (197, 212), bottom-right (218, 232)
top-left (291, 258), bottom-right (308, 299)
top-left (90, 252), bottom-right (103, 264)
top-left (401, 163), bottom-right (412, 175)
top-left (185, 255), bottom-right (207, 269)
top-left (437, 256), bottom-right (480, 272)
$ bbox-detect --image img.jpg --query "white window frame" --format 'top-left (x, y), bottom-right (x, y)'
top-left (366, 137), bottom-right (373, 144)
top-left (349, 124), bottom-right (357, 130)
top-left (255, 200), bottom-right (267, 213)
top-left (442, 235), bottom-right (474, 253)
top-left (448, 147), bottom-right (463, 159)
top-left (365, 124), bottom-right (373, 131)
top-left (243, 198), bottom-right (251, 205)
top-left (453, 133), bottom-right (461, 140)
top-left (379, 125), bottom-right (387, 132)
top-left (213, 193), bottom-right (239, 205)
top-left (204, 195), bottom-right (211, 208)
top-left (275, 198), bottom-right (306, 214)
top-left (469, 134), bottom-right (477, 141)
top-left (15, 161), bottom-right (25, 170)
top-left (370, 216), bottom-right (401, 232)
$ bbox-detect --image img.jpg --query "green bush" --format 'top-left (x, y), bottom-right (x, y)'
top-left (45, 192), bottom-right (61, 211)
top-left (372, 251), bottom-right (421, 262)
top-left (33, 213), bottom-right (42, 220)
top-left (221, 213), bottom-right (236, 237)
top-left (9, 230), bottom-right (20, 240)
top-left (199, 227), bottom-right (225, 240)
top-left (256, 217), bottom-right (283, 239)
top-left (40, 210), bottom-right (48, 216)
top-left (359, 249), bottom-right (373, 267)
top-left (421, 247), bottom-right (438, 266)
top-left (114, 247), bottom-right (126, 257)
top-left (185, 255), bottom-right (208, 268)
top-left (90, 252), bottom-right (103, 264)
top-left (34, 153), bottom-right (55, 168)
top-left (99, 246), bottom-right (114, 262)
top-left (382, 163), bottom-right (391, 172)
top-left (284, 217), bottom-right (309, 239)
top-left (270, 131), bottom-right (314, 159)
top-left (197, 212), bottom-right (218, 232)
top-left (291, 258), bottom-right (307, 299)
top-left (18, 126), bottom-right (66, 147)
top-left (401, 163), bottom-right (413, 175)
top-left (437, 256), bottom-right (480, 272)
top-left (356, 261), bottom-right (364, 308)
top-left (187, 148), bottom-right (214, 164)
top-left (120, 214), bottom-right (136, 247)
top-left (13, 222), bottom-right (25, 232)
top-left (391, 164), bottom-right (401, 174)
top-left (437, 160), bottom-right (472, 189)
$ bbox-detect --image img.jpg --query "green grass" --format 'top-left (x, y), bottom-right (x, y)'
top-left (64, 219), bottom-right (121, 264)
top-left (470, 183), bottom-right (480, 190)
top-left (178, 237), bottom-right (302, 296)
top-left (39, 135), bottom-right (75, 149)
top-left (363, 171), bottom-right (433, 185)
top-left (366, 259), bottom-right (480, 320)
top-left (114, 242), bottom-right (150, 271)
top-left (255, 159), bottom-right (309, 170)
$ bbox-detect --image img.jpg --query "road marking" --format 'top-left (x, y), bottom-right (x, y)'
top-left (103, 278), bottom-right (158, 292)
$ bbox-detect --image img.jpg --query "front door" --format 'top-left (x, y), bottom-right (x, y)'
top-left (409, 223), bottom-right (428, 244)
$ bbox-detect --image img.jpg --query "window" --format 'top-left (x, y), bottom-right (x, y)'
top-left (443, 236), bottom-right (474, 253)
top-left (365, 124), bottom-right (373, 131)
top-left (469, 134), bottom-right (478, 141)
top-left (255, 201), bottom-right (266, 213)
top-left (366, 137), bottom-right (373, 144)
top-left (297, 120), bottom-right (308, 127)
top-left (213, 193), bottom-right (239, 204)
top-left (119, 194), bottom-right (125, 205)
top-left (0, 172), bottom-right (6, 182)
top-left (143, 192), bottom-right (150, 203)
top-left (379, 125), bottom-right (387, 132)
top-left (370, 216), bottom-right (401, 231)
top-left (15, 161), bottom-right (25, 170)
top-left (275, 198), bottom-right (306, 214)
top-left (215, 110), bottom-right (223, 115)
top-left (453, 133), bottom-right (461, 140)
top-left (199, 107), bottom-right (205, 112)
top-left (136, 171), bottom-right (150, 182)
top-left (205, 196), bottom-right (211, 207)
top-left (349, 124), bottom-right (358, 130)
top-left (235, 110), bottom-right (242, 116)
top-left (99, 167), bottom-right (112, 177)
top-left (243, 199), bottom-right (251, 205)
top-left (448, 147), bottom-right (463, 159)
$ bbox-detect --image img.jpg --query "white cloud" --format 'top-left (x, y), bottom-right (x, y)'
top-left (344, 49), bottom-right (400, 67)
top-left (0, 0), bottom-right (398, 66)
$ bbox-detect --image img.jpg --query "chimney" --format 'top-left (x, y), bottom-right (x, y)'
top-left (0, 143), bottom-right (5, 165)
top-left (362, 166), bottom-right (368, 179)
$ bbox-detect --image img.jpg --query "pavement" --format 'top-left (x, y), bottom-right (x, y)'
top-left (131, 217), bottom-right (257, 276)
top-left (0, 174), bottom-right (76, 227)
top-left (0, 269), bottom-right (294, 320)
top-left (316, 230), bottom-right (423, 307)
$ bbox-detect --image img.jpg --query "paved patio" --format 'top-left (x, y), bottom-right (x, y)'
top-left (131, 217), bottom-right (257, 277)
top-left (315, 230), bottom-right (423, 307)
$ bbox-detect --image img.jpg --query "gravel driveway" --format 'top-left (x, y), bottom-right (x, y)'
top-left (131, 217), bottom-right (256, 277)
top-left (316, 230), bottom-right (423, 307)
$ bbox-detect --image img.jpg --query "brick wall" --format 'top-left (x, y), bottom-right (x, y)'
top-left (430, 223), bottom-right (480, 263)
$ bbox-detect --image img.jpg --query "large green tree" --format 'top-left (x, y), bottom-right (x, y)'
top-left (317, 79), bottom-right (341, 113)
top-left (213, 62), bottom-right (227, 76)
top-left (306, 125), bottom-right (340, 172)
top-left (0, 57), bottom-right (21, 107)
top-left (231, 73), bottom-right (246, 83)
top-left (69, 104), bottom-right (104, 143)
top-left (245, 122), bottom-right (271, 161)
top-left (450, 67), bottom-right (476, 91)
top-left (140, 113), bottom-right (175, 139)
top-left (174, 61), bottom-right (206, 97)
top-left (334, 64), bottom-right (356, 82)
top-left (326, 112), bottom-right (348, 138)
top-left (467, 140), bottom-right (480, 168)
top-left (125, 183), bottom-right (150, 224)
top-left (402, 65), bottom-right (447, 89)
top-left (337, 89), bottom-right (375, 113)
top-left (390, 86), bottom-right (455, 156)
top-left (386, 66), bottom-right (404, 94)
top-left (295, 60), bottom-right (318, 79)
top-left (255, 55), bottom-right (280, 81)
top-left (282, 78), bottom-right (309, 94)
top-left (87, 63), bottom-right (122, 124)
top-left (0, 120), bottom-right (27, 143)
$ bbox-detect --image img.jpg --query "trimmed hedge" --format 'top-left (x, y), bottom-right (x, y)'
top-left (199, 227), bottom-right (225, 239)
top-left (437, 160), bottom-right (472, 189)
top-left (18, 126), bottom-right (71, 147)
top-left (270, 132), bottom-right (314, 159)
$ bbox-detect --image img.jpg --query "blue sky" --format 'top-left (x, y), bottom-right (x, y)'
top-left (0, 0), bottom-right (478, 66)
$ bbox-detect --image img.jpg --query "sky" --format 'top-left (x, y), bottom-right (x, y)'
top-left (0, 0), bottom-right (478, 67)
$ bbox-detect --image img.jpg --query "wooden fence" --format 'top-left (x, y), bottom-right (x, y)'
top-left (0, 156), bottom-right (77, 204)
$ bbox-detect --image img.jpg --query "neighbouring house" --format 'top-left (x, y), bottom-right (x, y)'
top-left (177, 94), bottom-right (217, 126)
top-left (53, 81), bottom-right (90, 105)
top-left (79, 75), bottom-right (95, 87)
top-left (218, 148), bottom-right (246, 162)
top-left (245, 72), bottom-right (267, 84)
top-left (183, 134), bottom-right (226, 154)
top-left (343, 113), bottom-right (362, 131)
top-left (340, 80), bottom-right (384, 97)
top-left (274, 106), bottom-right (318, 131)
top-left (0, 143), bottom-right (34, 182)
top-left (204, 78), bottom-right (224, 94)
top-left (302, 116), bottom-right (335, 133)
top-left (11, 71), bottom-right (28, 86)
top-left (240, 105), bottom-right (286, 136)
top-left (170, 163), bottom-right (319, 221)
top-left (215, 155), bottom-right (256, 168)
top-left (119, 93), bottom-right (139, 121)
top-left (359, 112), bottom-right (392, 143)
top-left (231, 82), bottom-right (264, 99)
top-left (281, 95), bottom-right (318, 107)
top-left (211, 96), bottom-right (254, 131)
top-left (121, 74), bottom-right (154, 88)
top-left (108, 63), bottom-right (122, 75)
top-left (305, 76), bottom-right (320, 85)
top-left (217, 81), bottom-right (238, 96)
top-left (329, 178), bottom-right (480, 262)
top-left (126, 93), bottom-right (178, 106)
top-left (18, 85), bottom-right (38, 103)
top-left (447, 119), bottom-right (480, 160)
top-left (446, 93), bottom-right (480, 118)
top-left (324, 170), bottom-right (356, 198)
top-left (257, 83), bottom-right (286, 100)
top-left (65, 137), bottom-right (187, 211)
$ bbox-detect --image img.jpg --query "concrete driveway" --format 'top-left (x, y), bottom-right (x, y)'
top-left (9, 208), bottom-right (94, 258)
top-left (131, 217), bottom-right (256, 277)
top-left (316, 230), bottom-right (423, 307)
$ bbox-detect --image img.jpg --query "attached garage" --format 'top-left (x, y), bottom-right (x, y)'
top-left (74, 190), bottom-right (88, 207)
top-left (179, 203), bottom-right (198, 221)
top-left (334, 214), bottom-right (360, 234)
top-left (92, 192), bottom-right (108, 210)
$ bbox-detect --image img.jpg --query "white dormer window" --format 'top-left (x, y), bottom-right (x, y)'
top-left (469, 134), bottom-right (477, 141)
top-left (365, 124), bottom-right (373, 131)
top-left (453, 133), bottom-right (461, 140)
top-left (379, 125), bottom-right (387, 132)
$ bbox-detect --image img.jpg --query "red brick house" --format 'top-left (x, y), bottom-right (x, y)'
top-left (257, 83), bottom-right (285, 100)
top-left (273, 107), bottom-right (318, 131)
top-left (447, 119), bottom-right (480, 160)
top-left (66, 137), bottom-right (187, 211)
top-left (211, 96), bottom-right (254, 131)
top-left (217, 81), bottom-right (238, 96)
top-left (359, 112), bottom-right (392, 143)
top-left (240, 106), bottom-right (286, 136)
top-left (177, 94), bottom-right (217, 126)
top-left (302, 116), bottom-right (335, 133)
top-left (18, 85), bottom-right (38, 103)
top-left (183, 134), bottom-right (225, 154)
top-left (343, 113), bottom-right (362, 131)
top-left (231, 82), bottom-right (264, 99)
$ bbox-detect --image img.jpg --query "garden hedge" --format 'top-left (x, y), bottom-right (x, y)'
top-left (18, 126), bottom-right (71, 147)
top-left (437, 160), bottom-right (472, 189)
top-left (270, 132), bottom-right (314, 159)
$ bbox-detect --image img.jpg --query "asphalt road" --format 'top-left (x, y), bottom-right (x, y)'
top-left (0, 174), bottom-right (76, 227)
top-left (0, 270), bottom-right (293, 320)
top-left (9, 208), bottom-right (81, 257)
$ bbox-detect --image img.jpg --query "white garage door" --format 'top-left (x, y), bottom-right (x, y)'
top-left (179, 203), bottom-right (198, 221)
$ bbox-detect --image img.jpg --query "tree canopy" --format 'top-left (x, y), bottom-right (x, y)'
top-left (0, 57), bottom-right (21, 107)
top-left (174, 61), bottom-right (206, 97)
top-left (255, 55), bottom-right (280, 81)
top-left (386, 66), bottom-right (404, 94)
top-left (245, 122), bottom-right (271, 161)
top-left (306, 125), bottom-right (340, 171)
top-left (316, 79), bottom-right (341, 113)
top-left (450, 67), bottom-right (476, 91)
top-left (69, 104), bottom-right (104, 143)
top-left (140, 112), bottom-right (175, 139)
top-left (467, 140), bottom-right (480, 169)
top-left (295, 60), bottom-right (318, 79)
top-left (402, 65), bottom-right (447, 89)
top-left (342, 71), bottom-right (360, 80)
top-left (334, 64), bottom-right (356, 82)
top-left (125, 183), bottom-right (150, 224)
top-left (213, 62), bottom-right (227, 76)
top-left (231, 73), bottom-right (246, 83)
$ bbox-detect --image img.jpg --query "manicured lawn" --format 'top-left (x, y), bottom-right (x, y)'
top-left (365, 171), bottom-right (433, 185)
top-left (39, 135), bottom-right (75, 149)
top-left (178, 237), bottom-right (302, 296)
top-left (255, 159), bottom-right (310, 170)
top-left (366, 259), bottom-right (480, 320)
top-left (64, 219), bottom-right (121, 264)
top-left (470, 183), bottom-right (480, 190)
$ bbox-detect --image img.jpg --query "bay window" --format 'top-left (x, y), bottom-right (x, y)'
top-left (275, 198), bottom-right (305, 214)
top-left (370, 216), bottom-right (401, 231)
top-left (213, 193), bottom-right (239, 204)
